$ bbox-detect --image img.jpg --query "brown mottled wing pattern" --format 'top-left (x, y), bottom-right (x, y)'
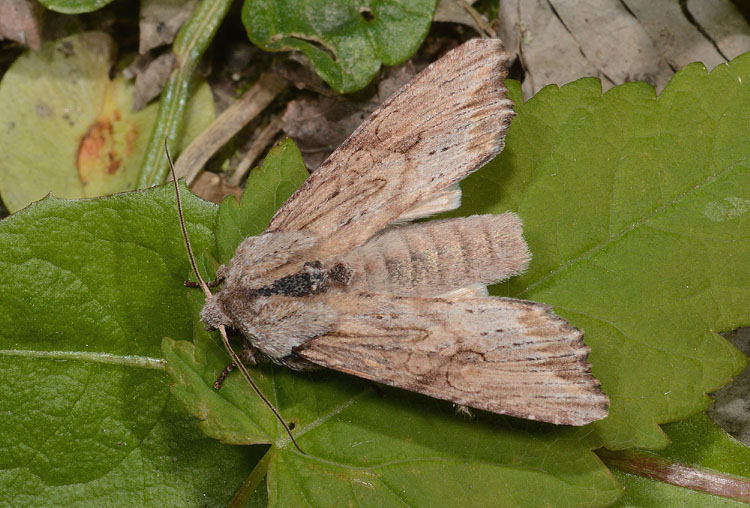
top-left (296, 293), bottom-right (609, 425)
top-left (267, 39), bottom-right (515, 255)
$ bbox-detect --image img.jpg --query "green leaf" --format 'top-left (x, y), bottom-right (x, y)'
top-left (0, 32), bottom-right (215, 213)
top-left (163, 140), bottom-right (622, 507)
top-left (215, 138), bottom-right (310, 263)
top-left (452, 56), bottom-right (750, 450)
top-left (242, 0), bottom-right (438, 93)
top-left (0, 185), bottom-right (262, 507)
top-left (609, 413), bottom-right (750, 507)
top-left (37, 0), bottom-right (114, 13)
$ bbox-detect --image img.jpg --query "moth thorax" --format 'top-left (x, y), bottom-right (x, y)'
top-left (246, 261), bottom-right (353, 299)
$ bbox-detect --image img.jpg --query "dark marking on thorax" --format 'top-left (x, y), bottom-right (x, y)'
top-left (248, 261), bottom-right (352, 298)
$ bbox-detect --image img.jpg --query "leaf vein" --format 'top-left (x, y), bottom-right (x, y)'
top-left (278, 388), bottom-right (371, 449)
top-left (0, 349), bottom-right (165, 370)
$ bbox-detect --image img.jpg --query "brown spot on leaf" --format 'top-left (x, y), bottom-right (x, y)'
top-left (56, 41), bottom-right (75, 58)
top-left (124, 124), bottom-right (138, 156)
top-left (77, 107), bottom-right (136, 184)
top-left (35, 102), bottom-right (52, 117)
top-left (78, 120), bottom-right (113, 183)
top-left (107, 157), bottom-right (121, 174)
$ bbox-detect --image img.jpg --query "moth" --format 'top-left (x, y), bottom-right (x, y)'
top-left (179, 39), bottom-right (609, 432)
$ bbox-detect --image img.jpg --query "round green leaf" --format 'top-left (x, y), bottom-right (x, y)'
top-left (242, 0), bottom-right (438, 93)
top-left (37, 0), bottom-right (115, 14)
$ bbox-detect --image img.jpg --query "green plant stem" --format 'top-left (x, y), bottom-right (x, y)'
top-left (136, 0), bottom-right (233, 188)
top-left (229, 446), bottom-right (274, 508)
top-left (597, 449), bottom-right (750, 503)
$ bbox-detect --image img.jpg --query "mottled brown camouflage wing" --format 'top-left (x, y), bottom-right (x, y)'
top-left (267, 39), bottom-right (515, 256)
top-left (296, 293), bottom-right (609, 425)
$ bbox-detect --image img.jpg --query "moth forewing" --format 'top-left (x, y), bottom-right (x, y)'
top-left (201, 38), bottom-right (610, 426)
top-left (296, 294), bottom-right (609, 426)
top-left (266, 38), bottom-right (516, 257)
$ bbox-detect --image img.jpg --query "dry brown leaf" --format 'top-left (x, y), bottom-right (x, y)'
top-left (190, 171), bottom-right (243, 203)
top-left (622, 0), bottom-right (728, 70)
top-left (687, 0), bottom-right (750, 59)
top-left (139, 0), bottom-right (196, 54)
top-left (0, 0), bottom-right (43, 50)
top-left (709, 327), bottom-right (750, 446)
top-left (282, 66), bottom-right (415, 170)
top-left (275, 52), bottom-right (336, 95)
top-left (125, 52), bottom-right (175, 111)
top-left (433, 0), bottom-right (485, 35)
top-left (498, 0), bottom-right (750, 97)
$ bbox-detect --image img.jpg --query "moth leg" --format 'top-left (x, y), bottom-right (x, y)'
top-left (213, 339), bottom-right (259, 389)
top-left (185, 265), bottom-right (228, 288)
top-left (213, 363), bottom-right (235, 389)
top-left (365, 380), bottom-right (386, 398)
top-left (184, 276), bottom-right (224, 288)
top-left (453, 404), bottom-right (474, 419)
top-left (279, 354), bottom-right (318, 371)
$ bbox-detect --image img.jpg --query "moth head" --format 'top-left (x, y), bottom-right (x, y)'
top-left (201, 293), bottom-right (233, 330)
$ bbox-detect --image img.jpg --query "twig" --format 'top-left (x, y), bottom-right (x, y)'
top-left (177, 72), bottom-right (288, 185)
top-left (598, 449), bottom-right (750, 503)
top-left (229, 115), bottom-right (285, 187)
top-left (459, 0), bottom-right (496, 38)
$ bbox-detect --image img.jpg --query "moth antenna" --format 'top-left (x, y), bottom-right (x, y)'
top-left (165, 139), bottom-right (305, 455)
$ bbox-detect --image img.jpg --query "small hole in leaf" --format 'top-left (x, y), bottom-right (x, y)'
top-left (359, 7), bottom-right (375, 22)
top-left (288, 421), bottom-right (296, 430)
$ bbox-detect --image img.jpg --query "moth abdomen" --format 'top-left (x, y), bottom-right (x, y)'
top-left (342, 213), bottom-right (531, 296)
